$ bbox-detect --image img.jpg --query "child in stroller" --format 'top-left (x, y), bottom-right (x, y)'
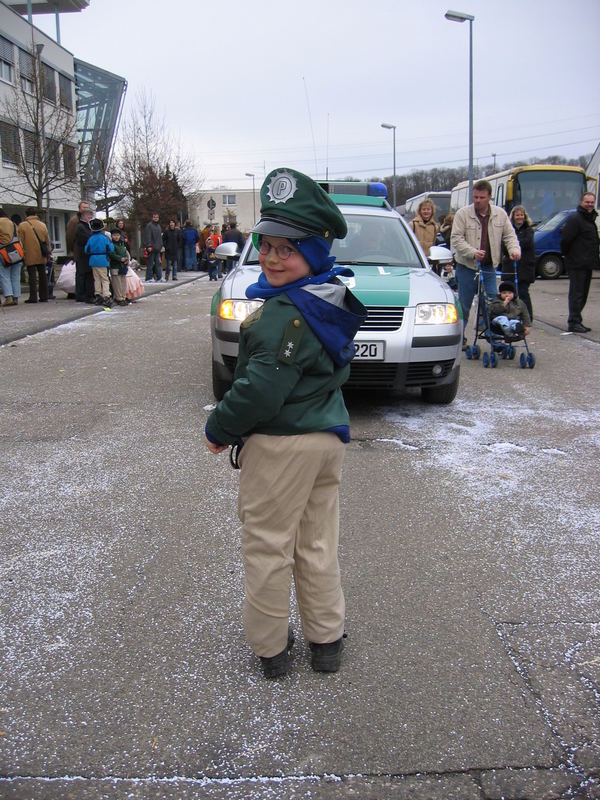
top-left (489, 280), bottom-right (531, 341)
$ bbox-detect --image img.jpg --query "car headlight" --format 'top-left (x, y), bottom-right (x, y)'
top-left (415, 303), bottom-right (459, 324)
top-left (219, 299), bottom-right (263, 321)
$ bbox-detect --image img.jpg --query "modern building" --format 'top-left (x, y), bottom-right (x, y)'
top-left (0, 0), bottom-right (125, 258)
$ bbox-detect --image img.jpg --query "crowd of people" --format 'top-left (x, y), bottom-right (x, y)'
top-left (142, 213), bottom-right (246, 283)
top-left (409, 181), bottom-right (598, 343)
top-left (0, 201), bottom-right (249, 308)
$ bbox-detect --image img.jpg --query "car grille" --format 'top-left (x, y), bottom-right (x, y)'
top-left (360, 306), bottom-right (405, 331)
top-left (222, 355), bottom-right (238, 373)
top-left (223, 355), bottom-right (455, 390)
top-left (346, 363), bottom-right (398, 388)
top-left (347, 359), bottom-right (455, 390)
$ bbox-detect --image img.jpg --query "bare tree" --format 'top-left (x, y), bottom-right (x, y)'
top-left (112, 89), bottom-right (203, 227)
top-left (0, 40), bottom-right (78, 212)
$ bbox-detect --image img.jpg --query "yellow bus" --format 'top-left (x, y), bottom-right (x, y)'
top-left (450, 165), bottom-right (593, 225)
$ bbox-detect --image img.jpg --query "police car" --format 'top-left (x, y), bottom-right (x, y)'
top-left (210, 182), bottom-right (462, 404)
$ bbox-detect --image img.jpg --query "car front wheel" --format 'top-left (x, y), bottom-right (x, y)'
top-left (538, 254), bottom-right (564, 280)
top-left (421, 368), bottom-right (460, 405)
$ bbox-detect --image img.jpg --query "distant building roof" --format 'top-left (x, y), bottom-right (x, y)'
top-left (4, 0), bottom-right (89, 13)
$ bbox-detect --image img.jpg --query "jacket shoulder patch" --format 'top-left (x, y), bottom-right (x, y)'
top-left (277, 317), bottom-right (304, 364)
top-left (241, 306), bottom-right (263, 328)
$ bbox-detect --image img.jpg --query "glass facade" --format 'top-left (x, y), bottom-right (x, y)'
top-left (73, 58), bottom-right (126, 191)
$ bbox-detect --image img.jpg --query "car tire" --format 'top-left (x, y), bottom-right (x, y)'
top-left (212, 360), bottom-right (231, 401)
top-left (537, 254), bottom-right (563, 280)
top-left (421, 368), bottom-right (460, 405)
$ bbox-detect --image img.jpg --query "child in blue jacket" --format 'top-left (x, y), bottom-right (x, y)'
top-left (85, 218), bottom-right (114, 306)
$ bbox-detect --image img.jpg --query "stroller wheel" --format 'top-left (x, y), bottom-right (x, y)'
top-left (501, 349), bottom-right (507, 359)
top-left (520, 353), bottom-right (527, 369)
top-left (483, 352), bottom-right (489, 368)
top-left (472, 344), bottom-right (481, 359)
top-left (527, 353), bottom-right (536, 369)
top-left (465, 345), bottom-right (472, 360)
top-left (508, 345), bottom-right (515, 359)
top-left (490, 352), bottom-right (498, 368)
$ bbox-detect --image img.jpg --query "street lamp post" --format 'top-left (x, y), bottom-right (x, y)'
top-left (245, 172), bottom-right (256, 224)
top-left (445, 9), bottom-right (475, 201)
top-left (381, 123), bottom-right (397, 208)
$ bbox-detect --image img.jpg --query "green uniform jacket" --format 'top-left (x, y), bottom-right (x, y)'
top-left (206, 293), bottom-right (350, 445)
top-left (109, 240), bottom-right (129, 270)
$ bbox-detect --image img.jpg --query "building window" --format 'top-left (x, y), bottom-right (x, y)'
top-left (42, 63), bottom-right (56, 104)
top-left (19, 49), bottom-right (34, 93)
top-left (0, 121), bottom-right (19, 167)
top-left (46, 138), bottom-right (60, 175)
top-left (48, 215), bottom-right (62, 251)
top-left (23, 130), bottom-right (39, 170)
top-left (0, 36), bottom-right (14, 84)
top-left (222, 194), bottom-right (236, 206)
top-left (59, 73), bottom-right (73, 110)
top-left (63, 144), bottom-right (77, 179)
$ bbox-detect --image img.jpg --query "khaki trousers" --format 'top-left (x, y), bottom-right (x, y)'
top-left (238, 432), bottom-right (345, 658)
top-left (92, 267), bottom-right (110, 298)
top-left (110, 270), bottom-right (127, 302)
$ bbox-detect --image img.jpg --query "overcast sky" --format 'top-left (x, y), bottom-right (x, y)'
top-left (32, 0), bottom-right (600, 191)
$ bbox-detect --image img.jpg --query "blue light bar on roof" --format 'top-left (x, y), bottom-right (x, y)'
top-left (318, 180), bottom-right (389, 200)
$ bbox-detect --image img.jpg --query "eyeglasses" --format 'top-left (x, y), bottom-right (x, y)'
top-left (258, 241), bottom-right (297, 260)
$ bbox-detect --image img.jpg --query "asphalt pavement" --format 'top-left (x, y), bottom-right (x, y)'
top-left (0, 269), bottom-right (208, 346)
top-left (0, 271), bottom-right (599, 799)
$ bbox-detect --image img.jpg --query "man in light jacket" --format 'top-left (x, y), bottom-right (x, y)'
top-left (451, 180), bottom-right (520, 341)
top-left (17, 207), bottom-right (52, 304)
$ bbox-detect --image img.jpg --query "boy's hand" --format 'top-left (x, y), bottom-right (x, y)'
top-left (205, 438), bottom-right (227, 454)
top-left (524, 326), bottom-right (531, 336)
top-left (503, 297), bottom-right (511, 307)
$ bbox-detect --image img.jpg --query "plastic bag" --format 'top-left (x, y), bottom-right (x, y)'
top-left (125, 265), bottom-right (144, 299)
top-left (55, 260), bottom-right (76, 295)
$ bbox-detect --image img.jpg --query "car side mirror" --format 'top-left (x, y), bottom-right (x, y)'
top-left (428, 245), bottom-right (453, 265)
top-left (215, 242), bottom-right (240, 261)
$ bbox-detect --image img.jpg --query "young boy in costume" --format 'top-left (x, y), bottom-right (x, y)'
top-left (108, 228), bottom-right (130, 306)
top-left (84, 218), bottom-right (114, 307)
top-left (205, 168), bottom-right (366, 678)
top-left (489, 279), bottom-right (532, 339)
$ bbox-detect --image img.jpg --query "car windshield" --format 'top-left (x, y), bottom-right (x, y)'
top-left (331, 214), bottom-right (423, 267)
top-left (535, 209), bottom-right (572, 232)
top-left (244, 212), bottom-right (424, 268)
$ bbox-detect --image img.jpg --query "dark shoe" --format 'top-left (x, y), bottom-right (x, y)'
top-left (568, 323), bottom-right (590, 333)
top-left (172, 276), bottom-right (178, 280)
top-left (462, 337), bottom-right (467, 351)
top-left (310, 635), bottom-right (345, 673)
top-left (25, 298), bottom-right (37, 304)
top-left (39, 299), bottom-right (48, 303)
top-left (260, 626), bottom-right (295, 679)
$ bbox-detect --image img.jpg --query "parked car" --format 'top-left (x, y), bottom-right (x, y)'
top-left (534, 208), bottom-right (574, 279)
top-left (210, 185), bottom-right (462, 404)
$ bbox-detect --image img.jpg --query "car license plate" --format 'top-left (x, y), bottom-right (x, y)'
top-left (353, 341), bottom-right (385, 360)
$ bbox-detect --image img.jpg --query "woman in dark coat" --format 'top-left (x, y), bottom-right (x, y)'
top-left (502, 205), bottom-right (536, 320)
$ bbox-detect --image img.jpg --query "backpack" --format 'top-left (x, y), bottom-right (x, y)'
top-left (0, 224), bottom-right (25, 266)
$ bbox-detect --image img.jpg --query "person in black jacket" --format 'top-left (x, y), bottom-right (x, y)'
top-left (561, 192), bottom-right (599, 333)
top-left (502, 205), bottom-right (536, 320)
top-left (162, 220), bottom-right (182, 281)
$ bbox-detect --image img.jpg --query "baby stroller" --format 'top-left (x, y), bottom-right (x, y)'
top-left (464, 263), bottom-right (535, 369)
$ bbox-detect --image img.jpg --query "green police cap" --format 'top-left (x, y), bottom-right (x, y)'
top-left (252, 168), bottom-right (347, 242)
